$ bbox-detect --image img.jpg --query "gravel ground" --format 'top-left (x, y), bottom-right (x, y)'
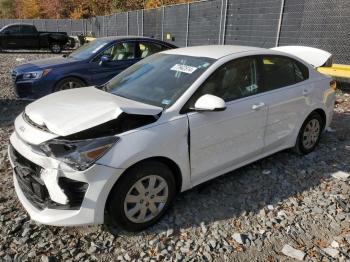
top-left (0, 52), bottom-right (350, 262)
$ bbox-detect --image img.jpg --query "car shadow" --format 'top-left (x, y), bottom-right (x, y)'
top-left (0, 98), bottom-right (28, 127)
top-left (105, 110), bottom-right (350, 236)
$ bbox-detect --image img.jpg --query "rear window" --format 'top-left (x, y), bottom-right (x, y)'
top-left (262, 56), bottom-right (309, 91)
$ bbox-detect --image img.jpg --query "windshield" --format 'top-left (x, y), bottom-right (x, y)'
top-left (105, 53), bottom-right (215, 108)
top-left (68, 40), bottom-right (109, 60)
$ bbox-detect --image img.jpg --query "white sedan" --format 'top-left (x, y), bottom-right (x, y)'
top-left (8, 45), bottom-right (336, 231)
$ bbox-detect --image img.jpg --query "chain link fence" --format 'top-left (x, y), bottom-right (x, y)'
top-left (0, 0), bottom-right (349, 63)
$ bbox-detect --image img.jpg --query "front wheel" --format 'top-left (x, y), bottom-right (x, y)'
top-left (294, 112), bottom-right (323, 154)
top-left (50, 42), bottom-right (62, 53)
top-left (107, 161), bottom-right (176, 231)
top-left (54, 77), bottom-right (85, 92)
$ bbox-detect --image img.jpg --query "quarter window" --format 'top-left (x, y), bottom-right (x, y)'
top-left (262, 56), bottom-right (309, 91)
top-left (138, 42), bottom-right (169, 58)
top-left (188, 57), bottom-right (260, 105)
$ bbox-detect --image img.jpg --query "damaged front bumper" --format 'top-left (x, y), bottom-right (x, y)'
top-left (9, 132), bottom-right (124, 226)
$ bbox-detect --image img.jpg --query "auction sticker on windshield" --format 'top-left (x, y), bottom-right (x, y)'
top-left (171, 64), bottom-right (197, 74)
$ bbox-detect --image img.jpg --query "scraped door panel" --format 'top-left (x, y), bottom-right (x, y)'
top-left (263, 83), bottom-right (311, 152)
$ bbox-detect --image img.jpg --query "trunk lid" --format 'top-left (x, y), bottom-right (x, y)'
top-left (271, 46), bottom-right (332, 68)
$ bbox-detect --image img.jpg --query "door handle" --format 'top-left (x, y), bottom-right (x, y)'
top-left (252, 102), bottom-right (265, 110)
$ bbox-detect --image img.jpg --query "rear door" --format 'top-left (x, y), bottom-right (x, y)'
top-left (90, 41), bottom-right (138, 85)
top-left (186, 56), bottom-right (268, 184)
top-left (260, 55), bottom-right (311, 152)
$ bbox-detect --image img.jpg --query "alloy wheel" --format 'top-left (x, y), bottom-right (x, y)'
top-left (124, 175), bottom-right (169, 224)
top-left (58, 81), bottom-right (82, 90)
top-left (302, 118), bottom-right (320, 149)
top-left (51, 43), bottom-right (61, 53)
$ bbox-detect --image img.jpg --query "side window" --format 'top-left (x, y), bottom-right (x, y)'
top-left (262, 56), bottom-right (309, 91)
top-left (188, 57), bottom-right (260, 106)
top-left (98, 42), bottom-right (136, 61)
top-left (21, 25), bottom-right (36, 34)
top-left (5, 25), bottom-right (20, 34)
top-left (138, 42), bottom-right (169, 58)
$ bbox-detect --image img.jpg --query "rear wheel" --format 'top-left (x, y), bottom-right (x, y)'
top-left (50, 42), bottom-right (62, 53)
top-left (107, 161), bottom-right (176, 231)
top-left (294, 112), bottom-right (323, 154)
top-left (54, 77), bottom-right (85, 92)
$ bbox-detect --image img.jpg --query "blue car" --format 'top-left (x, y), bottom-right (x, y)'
top-left (11, 36), bottom-right (177, 99)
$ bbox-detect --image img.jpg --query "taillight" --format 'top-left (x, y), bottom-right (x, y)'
top-left (330, 80), bottom-right (337, 90)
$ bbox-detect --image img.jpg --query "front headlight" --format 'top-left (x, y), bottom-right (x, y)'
top-left (38, 136), bottom-right (119, 170)
top-left (22, 69), bottom-right (51, 80)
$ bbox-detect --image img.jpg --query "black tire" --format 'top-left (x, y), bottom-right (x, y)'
top-left (294, 112), bottom-right (324, 155)
top-left (49, 42), bottom-right (63, 54)
top-left (54, 77), bottom-right (85, 92)
top-left (107, 161), bottom-right (176, 232)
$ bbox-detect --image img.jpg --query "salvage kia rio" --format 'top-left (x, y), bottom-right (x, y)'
top-left (8, 45), bottom-right (336, 231)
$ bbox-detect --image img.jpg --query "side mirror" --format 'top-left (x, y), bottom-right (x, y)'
top-left (194, 94), bottom-right (226, 112)
top-left (99, 55), bottom-right (111, 66)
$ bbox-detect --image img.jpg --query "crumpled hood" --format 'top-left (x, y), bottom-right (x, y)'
top-left (25, 86), bottom-right (163, 136)
top-left (15, 57), bottom-right (79, 72)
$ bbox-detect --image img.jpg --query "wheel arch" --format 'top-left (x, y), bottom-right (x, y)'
top-left (291, 107), bottom-right (328, 149)
top-left (104, 156), bottom-right (183, 213)
top-left (312, 108), bottom-right (327, 131)
top-left (53, 75), bottom-right (88, 91)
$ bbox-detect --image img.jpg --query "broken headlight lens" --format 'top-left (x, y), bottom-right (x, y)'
top-left (39, 136), bottom-right (119, 170)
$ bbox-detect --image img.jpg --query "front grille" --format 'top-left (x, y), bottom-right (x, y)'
top-left (11, 70), bottom-right (18, 82)
top-left (9, 144), bottom-right (48, 210)
top-left (9, 144), bottom-right (88, 210)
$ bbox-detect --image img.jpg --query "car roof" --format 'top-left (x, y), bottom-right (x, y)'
top-left (162, 45), bottom-right (266, 59)
top-left (96, 36), bottom-right (176, 46)
top-left (2, 23), bottom-right (33, 26)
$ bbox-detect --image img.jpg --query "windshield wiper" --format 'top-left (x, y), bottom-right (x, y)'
top-left (96, 83), bottom-right (108, 91)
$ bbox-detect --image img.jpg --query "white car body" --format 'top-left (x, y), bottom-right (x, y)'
top-left (8, 45), bottom-right (336, 226)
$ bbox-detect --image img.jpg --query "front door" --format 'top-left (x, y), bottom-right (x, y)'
top-left (90, 41), bottom-right (139, 85)
top-left (2, 25), bottom-right (21, 49)
top-left (186, 56), bottom-right (268, 184)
